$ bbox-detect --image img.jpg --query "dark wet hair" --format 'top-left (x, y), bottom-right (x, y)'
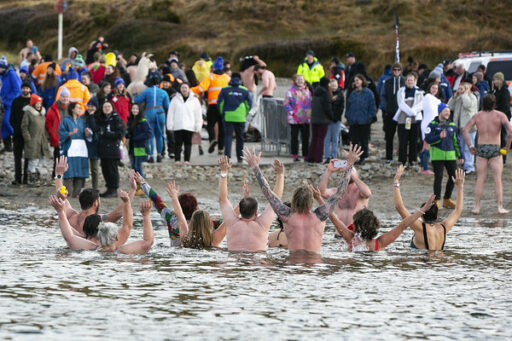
top-left (239, 197), bottom-right (258, 219)
top-left (83, 214), bottom-right (101, 239)
top-left (79, 188), bottom-right (100, 210)
top-left (179, 193), bottom-right (198, 220)
top-left (353, 208), bottom-right (380, 240)
top-left (421, 202), bottom-right (438, 222)
top-left (483, 94), bottom-right (496, 111)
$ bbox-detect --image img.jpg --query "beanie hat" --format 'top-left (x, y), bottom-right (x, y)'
top-left (438, 102), bottom-right (448, 114)
top-left (87, 96), bottom-right (99, 108)
top-left (114, 76), bottom-right (125, 88)
top-left (331, 57), bottom-right (340, 65)
top-left (306, 50), bottom-right (315, 57)
top-left (60, 86), bottom-right (71, 97)
top-left (428, 71), bottom-right (441, 80)
top-left (199, 51), bottom-right (210, 60)
top-left (67, 68), bottom-right (78, 80)
top-left (72, 54), bottom-right (85, 68)
top-left (21, 81), bottom-right (32, 89)
top-left (212, 57), bottom-right (223, 71)
top-left (30, 93), bottom-right (43, 106)
top-left (0, 56), bottom-right (8, 68)
top-left (231, 72), bottom-right (241, 79)
top-left (493, 72), bottom-right (505, 82)
top-left (320, 77), bottom-right (330, 87)
top-left (19, 65), bottom-right (29, 74)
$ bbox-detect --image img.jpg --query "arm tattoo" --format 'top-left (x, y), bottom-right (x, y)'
top-left (253, 166), bottom-right (291, 221)
top-left (315, 164), bottom-right (353, 221)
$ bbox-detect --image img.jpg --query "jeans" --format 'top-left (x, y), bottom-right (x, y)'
top-left (308, 124), bottom-right (328, 163)
top-left (458, 130), bottom-right (475, 172)
top-left (130, 155), bottom-right (145, 177)
top-left (224, 121), bottom-right (245, 160)
top-left (146, 111), bottom-right (165, 156)
top-left (420, 150), bottom-right (430, 171)
top-left (432, 160), bottom-right (457, 200)
top-left (324, 121), bottom-right (341, 159)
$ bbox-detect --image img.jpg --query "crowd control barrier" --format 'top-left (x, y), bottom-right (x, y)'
top-left (258, 97), bottom-right (291, 155)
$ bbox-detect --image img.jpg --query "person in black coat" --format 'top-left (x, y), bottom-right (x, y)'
top-left (323, 78), bottom-right (345, 162)
top-left (308, 77), bottom-right (333, 163)
top-left (97, 101), bottom-right (126, 197)
top-left (492, 72), bottom-right (511, 163)
top-left (9, 83), bottom-right (32, 184)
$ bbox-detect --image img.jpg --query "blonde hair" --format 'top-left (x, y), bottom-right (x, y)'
top-left (183, 210), bottom-right (213, 249)
top-left (291, 185), bottom-right (313, 214)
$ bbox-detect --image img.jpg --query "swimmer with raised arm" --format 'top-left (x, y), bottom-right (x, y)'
top-left (462, 94), bottom-right (512, 214)
top-left (53, 156), bottom-right (137, 239)
top-left (245, 144), bottom-right (363, 254)
top-left (393, 165), bottom-right (465, 250)
top-left (49, 190), bottom-right (137, 251)
top-left (312, 185), bottom-right (436, 251)
top-left (318, 159), bottom-right (371, 235)
top-left (218, 155), bottom-right (285, 252)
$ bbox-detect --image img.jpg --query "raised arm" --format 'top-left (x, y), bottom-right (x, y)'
top-left (218, 156), bottom-right (239, 225)
top-left (214, 181), bottom-right (249, 246)
top-left (114, 190), bottom-right (133, 247)
top-left (165, 181), bottom-right (188, 243)
top-left (243, 147), bottom-right (292, 223)
top-left (103, 170), bottom-right (137, 222)
top-left (54, 156), bottom-right (77, 218)
top-left (393, 165), bottom-right (409, 218)
top-left (118, 201), bottom-right (154, 254)
top-left (442, 169), bottom-right (464, 232)
top-left (257, 159), bottom-right (286, 228)
top-left (314, 145), bottom-right (363, 221)
top-left (318, 159), bottom-right (341, 198)
top-left (378, 194), bottom-right (436, 250)
top-left (352, 172), bottom-right (372, 199)
top-left (49, 195), bottom-right (96, 250)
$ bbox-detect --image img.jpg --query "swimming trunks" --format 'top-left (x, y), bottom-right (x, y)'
top-left (477, 144), bottom-right (500, 159)
top-left (411, 222), bottom-right (447, 250)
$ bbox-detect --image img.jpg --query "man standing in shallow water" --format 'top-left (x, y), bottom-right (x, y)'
top-left (463, 94), bottom-right (512, 214)
top-left (245, 144), bottom-right (362, 254)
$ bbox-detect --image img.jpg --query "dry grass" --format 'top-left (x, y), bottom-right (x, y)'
top-left (1, 0), bottom-right (512, 77)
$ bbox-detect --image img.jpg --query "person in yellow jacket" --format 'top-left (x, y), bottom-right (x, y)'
top-left (55, 69), bottom-right (91, 114)
top-left (297, 50), bottom-right (325, 88)
top-left (191, 57), bottom-right (230, 154)
top-left (192, 52), bottom-right (212, 83)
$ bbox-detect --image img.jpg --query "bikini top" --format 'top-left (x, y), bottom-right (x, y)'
top-left (421, 222), bottom-right (446, 250)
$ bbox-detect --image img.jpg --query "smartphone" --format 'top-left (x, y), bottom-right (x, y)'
top-left (333, 160), bottom-right (347, 168)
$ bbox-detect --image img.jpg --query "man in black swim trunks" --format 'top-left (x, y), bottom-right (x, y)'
top-left (463, 94), bottom-right (512, 214)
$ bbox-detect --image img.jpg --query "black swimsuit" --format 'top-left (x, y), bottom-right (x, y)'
top-left (410, 222), bottom-right (446, 250)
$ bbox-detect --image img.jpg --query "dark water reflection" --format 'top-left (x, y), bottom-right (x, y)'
top-left (1, 209), bottom-right (511, 340)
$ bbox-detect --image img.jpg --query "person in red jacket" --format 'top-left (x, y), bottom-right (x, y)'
top-left (111, 77), bottom-right (132, 124)
top-left (46, 87), bottom-right (70, 177)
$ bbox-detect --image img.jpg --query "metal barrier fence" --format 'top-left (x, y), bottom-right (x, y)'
top-left (258, 97), bottom-right (291, 155)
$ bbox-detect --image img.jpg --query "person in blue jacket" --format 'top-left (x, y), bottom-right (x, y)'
top-left (38, 62), bottom-right (61, 111)
top-left (133, 76), bottom-right (169, 163)
top-left (59, 102), bottom-right (90, 198)
top-left (0, 56), bottom-right (22, 152)
top-left (126, 103), bottom-right (152, 177)
top-left (432, 63), bottom-right (453, 101)
top-left (377, 64), bottom-right (392, 110)
top-left (345, 74), bottom-right (376, 164)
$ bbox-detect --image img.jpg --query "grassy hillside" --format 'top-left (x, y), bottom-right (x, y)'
top-left (1, 0), bottom-right (512, 78)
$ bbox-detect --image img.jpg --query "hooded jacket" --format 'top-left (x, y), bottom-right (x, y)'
top-left (283, 84), bottom-right (312, 125)
top-left (424, 116), bottom-right (461, 161)
top-left (45, 100), bottom-right (68, 147)
top-left (448, 92), bottom-right (477, 132)
top-left (126, 117), bottom-right (153, 157)
top-left (167, 93), bottom-right (203, 132)
top-left (297, 57), bottom-right (325, 86)
top-left (311, 86), bottom-right (334, 125)
top-left (21, 105), bottom-right (50, 159)
top-left (56, 70), bottom-right (91, 113)
top-left (60, 47), bottom-right (79, 71)
top-left (432, 64), bottom-right (453, 101)
top-left (217, 77), bottom-right (252, 123)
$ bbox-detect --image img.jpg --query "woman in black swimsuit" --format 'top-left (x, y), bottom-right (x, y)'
top-left (393, 165), bottom-right (465, 250)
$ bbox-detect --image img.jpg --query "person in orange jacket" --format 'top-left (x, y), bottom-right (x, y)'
top-left (55, 69), bottom-right (91, 114)
top-left (32, 56), bottom-right (62, 86)
top-left (191, 57), bottom-right (230, 154)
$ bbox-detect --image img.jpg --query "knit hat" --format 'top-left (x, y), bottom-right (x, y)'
top-left (493, 72), bottom-right (505, 82)
top-left (60, 86), bottom-right (71, 97)
top-left (231, 72), bottom-right (241, 79)
top-left (30, 93), bottom-right (43, 106)
top-left (67, 68), bottom-right (78, 80)
top-left (21, 81), bottom-right (32, 89)
top-left (306, 50), bottom-right (315, 56)
top-left (199, 51), bottom-right (210, 60)
top-left (19, 65), bottom-right (29, 74)
top-left (87, 96), bottom-right (99, 108)
top-left (114, 76), bottom-right (125, 88)
top-left (438, 102), bottom-right (448, 114)
top-left (0, 56), bottom-right (8, 68)
top-left (212, 57), bottom-right (223, 71)
top-left (429, 71), bottom-right (441, 80)
top-left (72, 54), bottom-right (85, 68)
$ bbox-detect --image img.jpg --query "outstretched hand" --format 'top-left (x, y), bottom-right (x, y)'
top-left (166, 180), bottom-right (180, 199)
top-left (218, 156), bottom-right (232, 173)
top-left (394, 164), bottom-right (405, 182)
top-left (309, 184), bottom-right (322, 201)
top-left (139, 200), bottom-right (152, 215)
top-left (129, 170), bottom-right (137, 191)
top-left (420, 194), bottom-right (436, 213)
top-left (55, 156), bottom-right (68, 176)
top-left (49, 195), bottom-right (65, 212)
top-left (134, 171), bottom-right (143, 184)
top-left (242, 147), bottom-right (261, 168)
top-left (452, 168), bottom-right (465, 186)
top-left (272, 159), bottom-right (284, 175)
top-left (342, 144), bottom-right (363, 166)
top-left (119, 190), bottom-right (129, 203)
top-left (327, 159), bottom-right (343, 173)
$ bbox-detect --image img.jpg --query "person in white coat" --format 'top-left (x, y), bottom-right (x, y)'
top-left (420, 81), bottom-right (442, 175)
top-left (393, 72), bottom-right (424, 167)
top-left (167, 83), bottom-right (203, 165)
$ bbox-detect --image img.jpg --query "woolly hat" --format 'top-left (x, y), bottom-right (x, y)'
top-left (67, 68), bottom-right (78, 80)
top-left (199, 51), bottom-right (210, 60)
top-left (429, 71), bottom-right (441, 80)
top-left (30, 93), bottom-right (43, 106)
top-left (493, 72), bottom-right (505, 82)
top-left (21, 81), bottom-right (32, 89)
top-left (87, 96), bottom-right (99, 108)
top-left (114, 76), bottom-right (125, 88)
top-left (72, 54), bottom-right (85, 68)
top-left (438, 102), bottom-right (448, 114)
top-left (19, 65), bottom-right (29, 74)
top-left (60, 86), bottom-right (71, 97)
top-left (212, 57), bottom-right (223, 71)
top-left (0, 56), bottom-right (8, 68)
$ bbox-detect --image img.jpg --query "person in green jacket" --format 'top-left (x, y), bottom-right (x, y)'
top-left (297, 50), bottom-right (325, 89)
top-left (424, 103), bottom-right (464, 209)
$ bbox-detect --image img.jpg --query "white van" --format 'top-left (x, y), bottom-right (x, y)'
top-left (453, 51), bottom-right (512, 105)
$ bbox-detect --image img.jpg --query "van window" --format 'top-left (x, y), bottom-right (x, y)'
top-left (468, 62), bottom-right (481, 73)
top-left (486, 61), bottom-right (512, 80)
